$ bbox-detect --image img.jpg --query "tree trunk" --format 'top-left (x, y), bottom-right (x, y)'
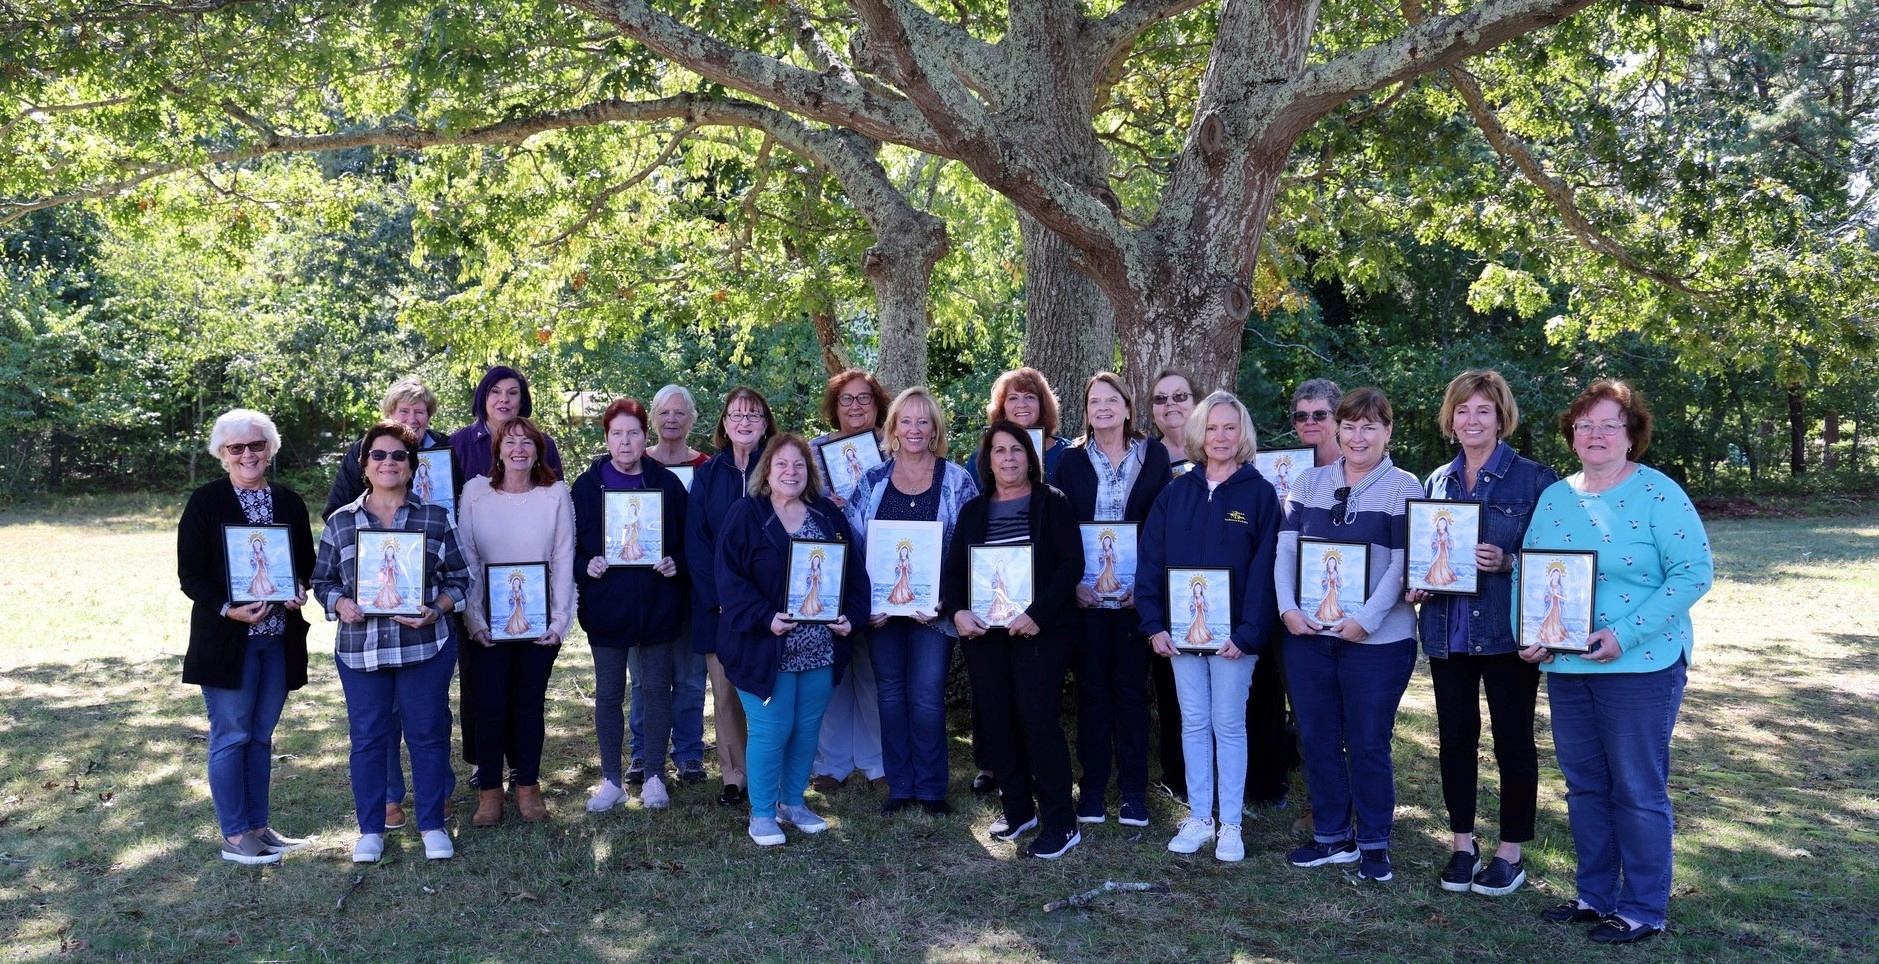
top-left (1788, 388), bottom-right (1805, 476)
top-left (1019, 212), bottom-right (1113, 437)
top-left (1823, 411), bottom-right (1839, 469)
top-left (863, 205), bottom-right (949, 394)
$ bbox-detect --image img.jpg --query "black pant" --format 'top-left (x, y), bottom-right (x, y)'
top-left (1428, 650), bottom-right (1540, 842)
top-left (470, 640), bottom-right (561, 790)
top-left (963, 631), bottom-right (1075, 835)
top-left (1074, 608), bottom-right (1151, 800)
top-left (1150, 649), bottom-right (1184, 788)
top-left (1244, 627), bottom-right (1297, 800)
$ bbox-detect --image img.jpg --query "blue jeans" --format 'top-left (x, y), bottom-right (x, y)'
top-left (338, 638), bottom-right (458, 834)
top-left (200, 634), bottom-right (289, 838)
top-left (1076, 608), bottom-right (1151, 800)
top-left (630, 639), bottom-right (707, 765)
top-left (1283, 634), bottom-right (1417, 848)
top-left (1548, 658), bottom-right (1687, 928)
top-left (738, 667), bottom-right (835, 819)
top-left (382, 704), bottom-right (457, 806)
top-left (871, 618), bottom-right (953, 799)
top-left (1169, 651), bottom-right (1256, 823)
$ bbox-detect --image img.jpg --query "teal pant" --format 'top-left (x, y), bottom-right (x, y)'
top-left (738, 667), bottom-right (835, 819)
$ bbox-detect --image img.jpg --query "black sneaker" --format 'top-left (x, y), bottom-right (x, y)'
top-left (919, 798), bottom-right (953, 816)
top-left (1287, 839), bottom-right (1359, 867)
top-left (1117, 795), bottom-right (1149, 827)
top-left (1357, 847), bottom-right (1393, 881)
top-left (1471, 856), bottom-right (1526, 896)
top-left (1589, 916), bottom-right (1662, 944)
top-left (971, 772), bottom-right (998, 795)
top-left (717, 784), bottom-right (745, 808)
top-left (1541, 901), bottom-right (1602, 925)
top-left (1440, 848), bottom-right (1481, 892)
top-left (1027, 827), bottom-right (1082, 860)
top-left (676, 760), bottom-right (708, 785)
top-left (989, 812), bottom-right (1038, 841)
top-left (624, 758), bottom-right (647, 786)
top-left (1075, 793), bottom-right (1106, 824)
top-left (880, 797), bottom-right (915, 815)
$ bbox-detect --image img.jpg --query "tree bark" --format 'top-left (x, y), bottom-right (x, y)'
top-left (1019, 213), bottom-right (1113, 437)
top-left (1823, 411), bottom-right (1839, 470)
top-left (1788, 388), bottom-right (1806, 476)
top-left (864, 203), bottom-right (950, 393)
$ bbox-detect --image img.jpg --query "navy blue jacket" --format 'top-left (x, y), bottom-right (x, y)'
top-left (1054, 438), bottom-right (1171, 524)
top-left (685, 448), bottom-right (762, 654)
top-left (571, 456), bottom-right (691, 648)
top-left (714, 495), bottom-right (868, 700)
top-left (1416, 442), bottom-right (1560, 658)
top-left (1136, 463), bottom-right (1282, 655)
top-left (939, 484), bottom-right (1085, 638)
top-left (323, 427), bottom-right (452, 520)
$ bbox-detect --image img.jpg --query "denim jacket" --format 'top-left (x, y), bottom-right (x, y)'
top-left (1417, 442), bottom-right (1560, 659)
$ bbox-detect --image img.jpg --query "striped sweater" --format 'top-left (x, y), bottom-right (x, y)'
top-left (1275, 456), bottom-right (1422, 644)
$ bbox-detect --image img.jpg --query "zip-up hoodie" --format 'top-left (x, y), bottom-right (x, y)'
top-left (1136, 462), bottom-right (1282, 654)
top-left (713, 494), bottom-right (868, 700)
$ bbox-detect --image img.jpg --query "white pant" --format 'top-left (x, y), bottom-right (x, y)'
top-left (813, 636), bottom-right (884, 780)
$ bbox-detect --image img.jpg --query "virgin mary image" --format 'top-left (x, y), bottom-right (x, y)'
top-left (798, 548), bottom-right (826, 618)
top-left (986, 562), bottom-right (1020, 625)
top-left (371, 537), bottom-right (404, 610)
top-left (1313, 549), bottom-right (1346, 624)
top-left (503, 570), bottom-right (533, 637)
top-left (1537, 561), bottom-right (1569, 646)
top-left (246, 532), bottom-right (278, 599)
top-left (886, 540), bottom-right (917, 606)
top-left (618, 499), bottom-right (646, 563)
top-left (1425, 510), bottom-right (1458, 587)
top-left (1183, 574), bottom-right (1215, 647)
top-left (1093, 528), bottom-right (1123, 595)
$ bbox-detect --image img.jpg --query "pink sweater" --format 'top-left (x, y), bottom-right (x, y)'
top-left (457, 477), bottom-right (577, 642)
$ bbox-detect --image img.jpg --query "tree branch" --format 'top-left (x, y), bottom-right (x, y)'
top-left (1090, 0), bottom-right (1213, 77)
top-left (537, 121), bottom-right (700, 248)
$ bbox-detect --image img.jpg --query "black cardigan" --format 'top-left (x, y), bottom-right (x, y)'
top-left (177, 479), bottom-right (315, 690)
top-left (1054, 437), bottom-right (1172, 523)
top-left (939, 484), bottom-right (1084, 638)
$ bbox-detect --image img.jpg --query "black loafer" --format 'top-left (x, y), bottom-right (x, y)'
top-left (919, 798), bottom-right (953, 816)
top-left (971, 773), bottom-right (997, 795)
top-left (717, 784), bottom-right (745, 808)
top-left (1541, 902), bottom-right (1603, 925)
top-left (1589, 917), bottom-right (1662, 945)
top-left (881, 796), bottom-right (915, 815)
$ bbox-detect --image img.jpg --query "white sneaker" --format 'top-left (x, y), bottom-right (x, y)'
top-left (587, 779), bottom-right (627, 813)
top-left (640, 775), bottom-right (671, 809)
top-left (748, 817), bottom-right (786, 846)
top-left (1215, 823), bottom-right (1245, 862)
top-left (422, 829), bottom-right (454, 860)
top-left (352, 833), bottom-right (384, 864)
top-left (777, 803), bottom-right (828, 834)
top-left (1166, 817), bottom-right (1214, 854)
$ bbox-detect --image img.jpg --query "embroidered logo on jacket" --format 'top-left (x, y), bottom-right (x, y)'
top-left (1225, 510), bottom-right (1246, 524)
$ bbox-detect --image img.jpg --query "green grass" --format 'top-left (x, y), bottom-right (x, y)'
top-left (2, 496), bottom-right (1876, 962)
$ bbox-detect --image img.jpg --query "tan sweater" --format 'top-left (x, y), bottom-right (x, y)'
top-left (457, 476), bottom-right (577, 641)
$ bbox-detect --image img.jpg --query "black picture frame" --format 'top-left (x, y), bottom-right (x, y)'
top-left (785, 539), bottom-right (847, 624)
top-left (354, 528), bottom-right (428, 617)
top-left (1405, 498), bottom-right (1484, 596)
top-left (223, 524), bottom-right (297, 604)
top-left (1518, 549), bottom-right (1598, 654)
top-left (485, 561), bottom-right (551, 642)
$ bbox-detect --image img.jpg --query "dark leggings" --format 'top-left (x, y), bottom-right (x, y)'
top-left (1429, 650), bottom-right (1540, 842)
top-left (471, 640), bottom-right (560, 790)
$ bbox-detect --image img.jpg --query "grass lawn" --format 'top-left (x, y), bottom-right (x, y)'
top-left (1, 494), bottom-right (1875, 962)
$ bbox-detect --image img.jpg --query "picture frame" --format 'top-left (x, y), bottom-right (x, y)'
top-left (603, 489), bottom-right (663, 567)
top-left (666, 464), bottom-right (695, 491)
top-left (866, 519), bottom-right (943, 617)
top-left (412, 447), bottom-right (456, 518)
top-left (785, 539), bottom-right (847, 624)
top-left (1294, 538), bottom-right (1370, 631)
top-left (484, 561), bottom-right (550, 642)
top-left (223, 524), bottom-right (297, 604)
top-left (354, 529), bottom-right (427, 617)
top-left (1405, 499), bottom-right (1483, 595)
top-left (1026, 428), bottom-right (1045, 460)
top-left (813, 430), bottom-right (883, 504)
top-left (1167, 567), bottom-right (1232, 654)
top-left (1518, 549), bottom-right (1598, 654)
top-left (968, 543), bottom-right (1034, 629)
top-left (1079, 522), bottom-right (1140, 608)
top-left (1253, 446), bottom-right (1314, 506)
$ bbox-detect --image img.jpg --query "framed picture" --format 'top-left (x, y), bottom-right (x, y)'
top-left (1026, 428), bottom-right (1045, 459)
top-left (355, 529), bottom-right (427, 617)
top-left (1405, 499), bottom-right (1483, 595)
top-left (813, 430), bottom-right (883, 504)
top-left (485, 562), bottom-right (550, 642)
top-left (1169, 459), bottom-right (1194, 479)
top-left (413, 447), bottom-right (456, 518)
top-left (968, 544), bottom-right (1034, 629)
top-left (1167, 568), bottom-right (1232, 654)
top-left (1518, 549), bottom-right (1597, 654)
top-left (1295, 538), bottom-right (1369, 631)
top-left (603, 489), bottom-right (663, 567)
top-left (866, 519), bottom-right (943, 617)
top-left (1079, 522), bottom-right (1140, 608)
top-left (785, 539), bottom-right (847, 624)
top-left (1253, 446), bottom-right (1314, 505)
top-left (223, 524), bottom-right (297, 603)
top-left (666, 464), bottom-right (695, 491)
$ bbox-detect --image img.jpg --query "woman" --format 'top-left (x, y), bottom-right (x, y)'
top-left (685, 387), bottom-right (778, 807)
top-left (449, 365), bottom-right (565, 481)
top-left (1275, 386), bottom-right (1424, 882)
top-left (943, 422), bottom-right (1085, 859)
top-left (177, 409), bottom-right (316, 865)
top-left (313, 421), bottom-right (470, 863)
top-left (842, 387), bottom-right (979, 814)
top-left (1146, 369), bottom-right (1198, 797)
top-left (1519, 380), bottom-right (1712, 945)
top-left (1407, 370), bottom-right (1559, 897)
top-left (1054, 373), bottom-right (1170, 828)
top-left (809, 369), bottom-right (891, 794)
top-left (1136, 392), bottom-right (1282, 863)
top-left (715, 435), bottom-right (868, 846)
top-left (966, 367), bottom-right (1070, 481)
top-left (574, 398), bottom-right (690, 812)
top-left (458, 416), bottom-right (576, 825)
top-left (637, 384), bottom-right (709, 788)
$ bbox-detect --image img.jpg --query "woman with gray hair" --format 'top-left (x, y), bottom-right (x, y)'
top-left (177, 409), bottom-right (316, 864)
top-left (648, 384), bottom-right (709, 469)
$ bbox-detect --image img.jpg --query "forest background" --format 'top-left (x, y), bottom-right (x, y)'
top-left (2, 0), bottom-right (1876, 501)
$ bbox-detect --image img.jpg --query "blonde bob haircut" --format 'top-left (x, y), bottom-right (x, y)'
top-left (1438, 369), bottom-right (1519, 442)
top-left (207, 408), bottom-right (282, 466)
top-left (379, 377), bottom-right (438, 418)
top-left (1183, 390), bottom-right (1258, 466)
top-left (747, 433), bottom-right (825, 499)
top-left (884, 386), bottom-right (951, 458)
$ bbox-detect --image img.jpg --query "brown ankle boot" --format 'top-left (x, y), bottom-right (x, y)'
top-left (515, 783), bottom-right (548, 822)
top-left (473, 788), bottom-right (504, 827)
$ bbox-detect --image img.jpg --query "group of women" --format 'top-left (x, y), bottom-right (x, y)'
top-left (179, 361), bottom-right (1711, 942)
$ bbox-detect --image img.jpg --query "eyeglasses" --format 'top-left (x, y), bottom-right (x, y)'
top-left (1292, 409), bottom-right (1332, 424)
top-left (1151, 392), bottom-right (1192, 406)
top-left (1331, 486), bottom-right (1352, 526)
top-left (725, 412), bottom-right (765, 424)
top-left (1571, 420), bottom-right (1627, 437)
top-left (368, 449), bottom-right (412, 462)
top-left (223, 440), bottom-right (268, 455)
top-left (837, 393), bottom-right (874, 407)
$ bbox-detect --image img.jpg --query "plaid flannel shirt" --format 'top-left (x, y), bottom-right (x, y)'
top-left (311, 493), bottom-right (470, 671)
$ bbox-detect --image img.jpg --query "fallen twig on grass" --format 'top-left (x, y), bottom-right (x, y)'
top-left (1042, 880), bottom-right (1169, 912)
top-left (334, 874), bottom-right (365, 912)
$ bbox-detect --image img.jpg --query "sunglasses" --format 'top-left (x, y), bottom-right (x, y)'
top-left (368, 449), bottom-right (412, 462)
top-left (1151, 391), bottom-right (1192, 406)
top-left (1331, 486), bottom-right (1352, 526)
top-left (223, 440), bottom-right (268, 455)
top-left (1292, 409), bottom-right (1332, 424)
